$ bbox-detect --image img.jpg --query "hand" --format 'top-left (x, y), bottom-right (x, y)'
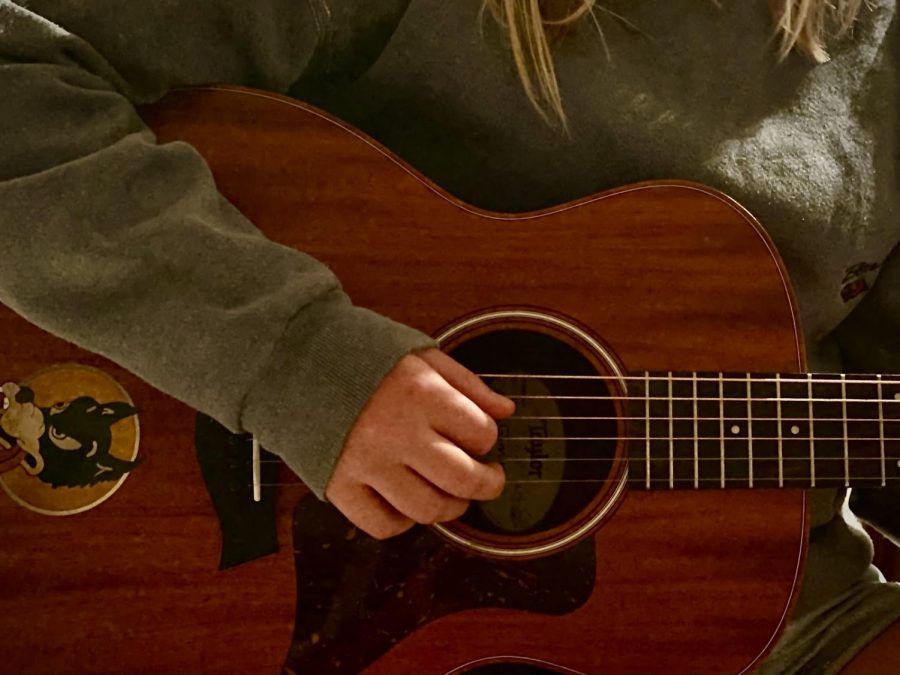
top-left (324, 347), bottom-right (515, 540)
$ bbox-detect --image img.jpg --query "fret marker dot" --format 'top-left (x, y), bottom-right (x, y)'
top-left (895, 393), bottom-right (900, 401)
top-left (790, 425), bottom-right (800, 435)
top-left (730, 425), bottom-right (740, 435)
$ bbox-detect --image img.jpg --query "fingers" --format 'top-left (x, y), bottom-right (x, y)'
top-left (427, 386), bottom-right (501, 456)
top-left (409, 432), bottom-right (506, 501)
top-left (369, 465), bottom-right (470, 525)
top-left (419, 349), bottom-right (516, 419)
top-left (324, 348), bottom-right (517, 542)
top-left (326, 480), bottom-right (415, 540)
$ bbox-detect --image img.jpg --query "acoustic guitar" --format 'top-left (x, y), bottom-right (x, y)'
top-left (1, 85), bottom-right (897, 674)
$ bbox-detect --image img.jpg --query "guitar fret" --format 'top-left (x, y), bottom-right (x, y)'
top-left (776, 373), bottom-right (783, 488)
top-left (841, 374), bottom-right (849, 488)
top-left (668, 371), bottom-right (674, 490)
top-left (807, 374), bottom-right (815, 488)
top-left (645, 371), bottom-right (651, 491)
top-left (696, 372), bottom-right (722, 489)
top-left (693, 372), bottom-right (699, 489)
top-left (779, 376), bottom-right (809, 487)
top-left (644, 373), bottom-right (671, 491)
top-left (717, 373), bottom-right (750, 487)
top-left (878, 374), bottom-right (886, 487)
top-left (746, 374), bottom-right (753, 488)
top-left (719, 373), bottom-right (725, 489)
top-left (882, 377), bottom-right (900, 488)
top-left (843, 374), bottom-right (883, 489)
top-left (748, 374), bottom-right (779, 487)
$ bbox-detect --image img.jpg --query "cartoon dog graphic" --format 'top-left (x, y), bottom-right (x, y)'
top-left (0, 382), bottom-right (46, 476)
top-left (0, 381), bottom-right (140, 488)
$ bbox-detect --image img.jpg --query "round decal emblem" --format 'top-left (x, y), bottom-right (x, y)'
top-left (0, 364), bottom-right (140, 516)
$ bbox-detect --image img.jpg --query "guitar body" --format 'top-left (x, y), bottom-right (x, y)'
top-left (0, 86), bottom-right (809, 674)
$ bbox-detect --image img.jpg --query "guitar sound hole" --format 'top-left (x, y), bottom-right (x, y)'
top-left (446, 328), bottom-right (619, 540)
top-left (468, 665), bottom-right (555, 674)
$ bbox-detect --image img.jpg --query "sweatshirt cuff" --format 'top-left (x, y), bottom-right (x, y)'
top-left (239, 292), bottom-right (438, 499)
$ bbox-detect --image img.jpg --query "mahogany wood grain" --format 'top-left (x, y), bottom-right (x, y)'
top-left (0, 347), bottom-right (299, 673)
top-left (0, 84), bottom-right (811, 674)
top-left (142, 86), bottom-right (808, 673)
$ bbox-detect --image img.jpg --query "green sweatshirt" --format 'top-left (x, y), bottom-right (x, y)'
top-left (1, 0), bottom-right (899, 672)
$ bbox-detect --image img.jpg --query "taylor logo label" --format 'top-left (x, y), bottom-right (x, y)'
top-left (481, 375), bottom-right (564, 533)
top-left (0, 364), bottom-right (140, 516)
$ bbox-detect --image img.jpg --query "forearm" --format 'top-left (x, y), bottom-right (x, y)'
top-left (0, 0), bottom-right (433, 497)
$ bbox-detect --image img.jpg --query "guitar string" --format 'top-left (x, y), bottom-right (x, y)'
top-left (252, 435), bottom-right (900, 442)
top-left (258, 455), bottom-right (900, 463)
top-left (506, 435), bottom-right (899, 441)
top-left (236, 413), bottom-right (900, 427)
top-left (503, 394), bottom-right (900, 403)
top-left (251, 475), bottom-right (900, 487)
top-left (299, 414), bottom-right (895, 422)
top-left (248, 377), bottom-right (900, 486)
top-left (249, 372), bottom-right (900, 485)
top-left (426, 435), bottom-right (881, 441)
top-left (478, 373), bottom-right (900, 386)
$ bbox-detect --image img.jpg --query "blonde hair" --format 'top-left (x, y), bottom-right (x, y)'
top-left (484, 0), bottom-right (864, 130)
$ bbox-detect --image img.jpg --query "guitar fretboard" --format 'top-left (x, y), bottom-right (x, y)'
top-left (626, 372), bottom-right (900, 490)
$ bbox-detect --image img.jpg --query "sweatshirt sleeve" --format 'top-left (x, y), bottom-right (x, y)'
top-left (834, 243), bottom-right (900, 543)
top-left (0, 0), bottom-right (434, 500)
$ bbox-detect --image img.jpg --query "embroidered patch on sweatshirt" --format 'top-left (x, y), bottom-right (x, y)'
top-left (841, 262), bottom-right (881, 302)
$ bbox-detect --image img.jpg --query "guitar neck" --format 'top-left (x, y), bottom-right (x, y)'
top-left (625, 372), bottom-right (900, 491)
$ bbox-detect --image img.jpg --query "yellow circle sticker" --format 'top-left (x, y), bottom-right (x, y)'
top-left (0, 364), bottom-right (140, 516)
